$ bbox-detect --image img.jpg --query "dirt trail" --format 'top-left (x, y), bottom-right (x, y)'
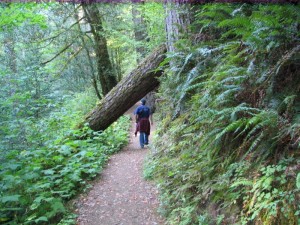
top-left (75, 104), bottom-right (164, 225)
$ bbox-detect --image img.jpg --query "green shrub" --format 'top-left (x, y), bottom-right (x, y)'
top-left (0, 91), bottom-right (130, 224)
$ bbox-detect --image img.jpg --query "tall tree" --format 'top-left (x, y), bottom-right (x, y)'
top-left (164, 0), bottom-right (191, 53)
top-left (74, 7), bottom-right (101, 99)
top-left (162, 0), bottom-right (193, 117)
top-left (132, 3), bottom-right (148, 62)
top-left (0, 3), bottom-right (51, 151)
top-left (82, 4), bottom-right (118, 96)
top-left (84, 1), bottom-right (194, 131)
top-left (132, 3), bottom-right (157, 112)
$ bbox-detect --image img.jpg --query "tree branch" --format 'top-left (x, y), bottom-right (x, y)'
top-left (41, 42), bottom-right (74, 65)
top-left (57, 46), bottom-right (84, 72)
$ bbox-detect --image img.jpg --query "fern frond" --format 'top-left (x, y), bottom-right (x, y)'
top-left (221, 75), bottom-right (247, 84)
top-left (215, 119), bottom-right (246, 141)
top-left (228, 105), bottom-right (261, 122)
top-left (231, 178), bottom-right (253, 188)
top-left (175, 53), bottom-right (194, 82)
top-left (251, 133), bottom-right (265, 154)
top-left (185, 74), bottom-right (209, 92)
top-left (235, 114), bottom-right (262, 138)
top-left (196, 45), bottom-right (225, 57)
top-left (218, 17), bottom-right (250, 29)
top-left (215, 87), bottom-right (241, 103)
top-left (261, 45), bottom-right (300, 87)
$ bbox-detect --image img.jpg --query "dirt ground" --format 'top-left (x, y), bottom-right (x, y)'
top-left (74, 104), bottom-right (164, 225)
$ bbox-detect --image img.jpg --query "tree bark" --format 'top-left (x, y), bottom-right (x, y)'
top-left (164, 1), bottom-right (191, 53)
top-left (85, 44), bottom-right (166, 131)
top-left (83, 4), bottom-right (118, 96)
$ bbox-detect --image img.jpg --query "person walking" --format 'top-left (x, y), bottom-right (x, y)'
top-left (134, 99), bottom-right (152, 148)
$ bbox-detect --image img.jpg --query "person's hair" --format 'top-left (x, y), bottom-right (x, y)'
top-left (141, 99), bottom-right (146, 105)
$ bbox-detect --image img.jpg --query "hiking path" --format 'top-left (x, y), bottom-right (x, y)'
top-left (74, 104), bottom-right (164, 225)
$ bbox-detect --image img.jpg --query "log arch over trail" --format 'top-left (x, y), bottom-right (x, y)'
top-left (85, 44), bottom-right (167, 131)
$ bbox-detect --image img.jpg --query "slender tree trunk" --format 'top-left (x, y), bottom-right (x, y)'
top-left (132, 3), bottom-right (148, 62)
top-left (74, 8), bottom-right (102, 100)
top-left (3, 31), bottom-right (26, 149)
top-left (132, 3), bottom-right (156, 113)
top-left (115, 48), bottom-right (122, 81)
top-left (110, 47), bottom-right (122, 82)
top-left (4, 34), bottom-right (17, 97)
top-left (83, 4), bottom-right (117, 96)
top-left (3, 33), bottom-right (19, 140)
top-left (85, 44), bottom-right (166, 131)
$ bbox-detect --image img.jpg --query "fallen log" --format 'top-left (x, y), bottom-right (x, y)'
top-left (85, 44), bottom-right (167, 131)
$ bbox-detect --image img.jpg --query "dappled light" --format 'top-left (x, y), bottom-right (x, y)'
top-left (0, 2), bottom-right (299, 225)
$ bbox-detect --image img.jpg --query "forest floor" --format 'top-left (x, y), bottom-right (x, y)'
top-left (74, 104), bottom-right (164, 225)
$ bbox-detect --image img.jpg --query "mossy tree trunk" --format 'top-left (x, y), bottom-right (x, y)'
top-left (83, 4), bottom-right (118, 96)
top-left (85, 44), bottom-right (166, 131)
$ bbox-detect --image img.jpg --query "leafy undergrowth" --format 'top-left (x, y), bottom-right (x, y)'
top-left (145, 4), bottom-right (300, 225)
top-left (0, 91), bottom-right (130, 225)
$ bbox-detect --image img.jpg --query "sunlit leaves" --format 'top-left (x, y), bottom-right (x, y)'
top-left (0, 3), bottom-right (47, 31)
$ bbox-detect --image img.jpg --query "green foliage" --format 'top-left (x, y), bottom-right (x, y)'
top-left (141, 2), bottom-right (166, 49)
top-left (146, 4), bottom-right (300, 225)
top-left (237, 158), bottom-right (300, 225)
top-left (0, 3), bottom-right (47, 31)
top-left (0, 91), bottom-right (130, 224)
top-left (0, 2), bottom-right (164, 224)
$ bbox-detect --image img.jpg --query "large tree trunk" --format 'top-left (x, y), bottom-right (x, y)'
top-left (164, 0), bottom-right (191, 53)
top-left (83, 4), bottom-right (118, 96)
top-left (85, 44), bottom-right (166, 131)
top-left (164, 0), bottom-right (192, 118)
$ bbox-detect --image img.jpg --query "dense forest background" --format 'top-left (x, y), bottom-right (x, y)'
top-left (0, 3), bottom-right (164, 224)
top-left (0, 2), bottom-right (299, 225)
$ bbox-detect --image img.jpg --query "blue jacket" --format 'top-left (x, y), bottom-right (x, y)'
top-left (134, 105), bottom-right (151, 118)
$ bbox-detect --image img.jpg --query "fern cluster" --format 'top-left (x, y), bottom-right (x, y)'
top-left (147, 4), bottom-right (300, 225)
